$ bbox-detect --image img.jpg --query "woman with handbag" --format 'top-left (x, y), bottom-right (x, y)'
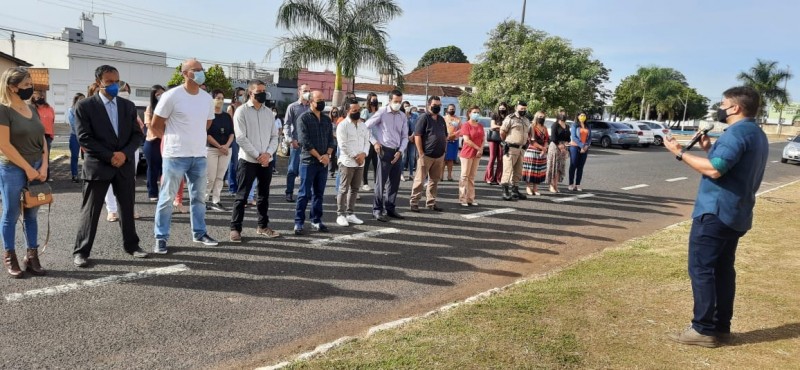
top-left (483, 102), bottom-right (508, 185)
top-left (0, 67), bottom-right (48, 278)
top-left (546, 111), bottom-right (570, 193)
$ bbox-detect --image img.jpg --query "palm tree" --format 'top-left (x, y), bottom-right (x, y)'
top-left (271, 0), bottom-right (405, 107)
top-left (737, 59), bottom-right (792, 123)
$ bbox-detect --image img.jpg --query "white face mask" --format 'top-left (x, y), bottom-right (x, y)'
top-left (118, 91), bottom-right (130, 99)
top-left (390, 102), bottom-right (402, 111)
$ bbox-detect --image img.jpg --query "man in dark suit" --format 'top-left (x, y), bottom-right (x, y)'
top-left (73, 65), bottom-right (147, 267)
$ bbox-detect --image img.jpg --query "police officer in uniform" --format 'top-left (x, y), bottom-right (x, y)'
top-left (499, 101), bottom-right (531, 201)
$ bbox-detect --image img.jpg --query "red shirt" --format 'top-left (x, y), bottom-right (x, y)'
top-left (36, 105), bottom-right (55, 137)
top-left (459, 121), bottom-right (485, 158)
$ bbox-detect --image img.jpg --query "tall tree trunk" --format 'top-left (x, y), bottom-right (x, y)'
top-left (332, 63), bottom-right (345, 108)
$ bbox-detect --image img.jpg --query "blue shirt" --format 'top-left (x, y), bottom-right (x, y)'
top-left (67, 107), bottom-right (77, 136)
top-left (99, 93), bottom-right (119, 136)
top-left (285, 101), bottom-right (310, 141)
top-left (364, 106), bottom-right (409, 152)
top-left (296, 110), bottom-right (335, 165)
top-left (691, 118), bottom-right (768, 232)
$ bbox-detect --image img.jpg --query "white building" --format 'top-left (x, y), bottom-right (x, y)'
top-left (0, 15), bottom-right (174, 122)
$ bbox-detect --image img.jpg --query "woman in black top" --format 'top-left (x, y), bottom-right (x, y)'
top-left (546, 112), bottom-right (571, 193)
top-left (483, 102), bottom-right (508, 185)
top-left (361, 92), bottom-right (379, 190)
top-left (206, 89), bottom-right (235, 211)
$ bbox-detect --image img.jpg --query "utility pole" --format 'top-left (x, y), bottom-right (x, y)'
top-left (425, 63), bottom-right (430, 104)
top-left (681, 89), bottom-right (689, 123)
top-left (10, 31), bottom-right (15, 57)
top-left (521, 0), bottom-right (527, 25)
top-left (777, 65), bottom-right (790, 137)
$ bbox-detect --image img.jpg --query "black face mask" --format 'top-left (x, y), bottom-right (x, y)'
top-left (447, 110), bottom-right (455, 115)
top-left (349, 112), bottom-right (361, 121)
top-left (518, 110), bottom-right (527, 117)
top-left (536, 117), bottom-right (545, 124)
top-left (499, 109), bottom-right (507, 115)
top-left (254, 92), bottom-right (268, 104)
top-left (369, 100), bottom-right (379, 107)
top-left (315, 101), bottom-right (325, 112)
top-left (17, 87), bottom-right (34, 101)
top-left (717, 106), bottom-right (731, 123)
top-left (331, 111), bottom-right (339, 118)
top-left (430, 105), bottom-right (442, 115)
top-left (266, 100), bottom-right (276, 109)
top-left (556, 114), bottom-right (566, 122)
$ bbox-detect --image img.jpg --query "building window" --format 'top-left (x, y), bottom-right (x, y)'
top-left (135, 89), bottom-right (150, 98)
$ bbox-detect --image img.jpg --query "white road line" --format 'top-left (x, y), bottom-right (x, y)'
top-left (666, 177), bottom-right (688, 182)
top-left (771, 160), bottom-right (779, 163)
top-left (462, 208), bottom-right (515, 219)
top-left (4, 264), bottom-right (190, 303)
top-left (552, 193), bottom-right (595, 203)
top-left (621, 184), bottom-right (649, 191)
top-left (310, 228), bottom-right (399, 246)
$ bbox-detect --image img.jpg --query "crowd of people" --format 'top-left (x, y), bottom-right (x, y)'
top-left (0, 60), bottom-right (596, 277)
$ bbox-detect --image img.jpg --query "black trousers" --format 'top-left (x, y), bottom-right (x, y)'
top-left (73, 176), bottom-right (140, 257)
top-left (362, 145), bottom-right (378, 185)
top-left (373, 147), bottom-right (402, 215)
top-left (231, 159), bottom-right (273, 231)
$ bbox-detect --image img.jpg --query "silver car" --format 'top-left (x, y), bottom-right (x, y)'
top-left (587, 120), bottom-right (639, 149)
top-left (782, 136), bottom-right (800, 163)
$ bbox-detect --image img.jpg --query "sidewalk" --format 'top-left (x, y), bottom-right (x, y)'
top-left (263, 181), bottom-right (800, 369)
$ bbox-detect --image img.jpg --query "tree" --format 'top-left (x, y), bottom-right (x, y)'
top-left (414, 45), bottom-right (468, 71)
top-left (460, 21), bottom-right (610, 116)
top-left (271, 0), bottom-right (405, 107)
top-left (611, 66), bottom-right (708, 122)
top-left (166, 64), bottom-right (233, 97)
top-left (737, 59), bottom-right (792, 122)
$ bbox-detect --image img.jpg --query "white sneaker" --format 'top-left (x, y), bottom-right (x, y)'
top-left (401, 175), bottom-right (407, 182)
top-left (576, 185), bottom-right (583, 192)
top-left (336, 215), bottom-right (349, 227)
top-left (346, 214), bottom-right (364, 225)
top-left (361, 184), bottom-right (371, 191)
top-left (461, 203), bottom-right (469, 207)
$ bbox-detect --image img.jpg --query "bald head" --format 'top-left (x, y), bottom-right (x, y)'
top-left (180, 58), bottom-right (204, 88)
top-left (310, 90), bottom-right (325, 113)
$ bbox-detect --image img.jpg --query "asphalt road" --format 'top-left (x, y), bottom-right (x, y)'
top-left (1, 142), bottom-right (798, 369)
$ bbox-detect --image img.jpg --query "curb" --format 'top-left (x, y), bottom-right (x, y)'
top-left (255, 178), bottom-right (800, 370)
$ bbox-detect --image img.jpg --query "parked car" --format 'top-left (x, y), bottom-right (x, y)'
top-left (586, 120), bottom-right (639, 149)
top-left (782, 136), bottom-right (800, 163)
top-left (620, 122), bottom-right (655, 147)
top-left (640, 121), bottom-right (672, 146)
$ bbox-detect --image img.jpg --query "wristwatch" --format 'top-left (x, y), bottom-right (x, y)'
top-left (675, 149), bottom-right (685, 161)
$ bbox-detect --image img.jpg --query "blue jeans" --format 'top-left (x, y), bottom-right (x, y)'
top-left (0, 161), bottom-right (42, 251)
top-left (294, 162), bottom-right (327, 226)
top-left (285, 146), bottom-right (301, 195)
top-left (688, 214), bottom-right (745, 335)
top-left (403, 144), bottom-right (417, 177)
top-left (227, 140), bottom-right (240, 194)
top-left (143, 139), bottom-right (163, 198)
top-left (154, 157), bottom-right (208, 241)
top-left (69, 134), bottom-right (80, 177)
top-left (568, 146), bottom-right (588, 185)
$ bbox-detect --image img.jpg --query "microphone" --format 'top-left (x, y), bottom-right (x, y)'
top-left (683, 121), bottom-right (714, 152)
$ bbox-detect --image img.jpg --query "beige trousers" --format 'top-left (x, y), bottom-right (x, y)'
top-left (458, 156), bottom-right (480, 203)
top-left (206, 148), bottom-right (232, 203)
top-left (410, 154), bottom-right (444, 207)
top-left (501, 147), bottom-right (523, 186)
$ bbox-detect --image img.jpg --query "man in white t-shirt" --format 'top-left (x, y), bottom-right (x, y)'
top-left (149, 58), bottom-right (218, 254)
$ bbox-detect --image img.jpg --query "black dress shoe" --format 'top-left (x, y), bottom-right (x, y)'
top-left (386, 211), bottom-right (405, 219)
top-left (127, 247), bottom-right (149, 259)
top-left (374, 214), bottom-right (389, 222)
top-left (285, 194), bottom-right (295, 203)
top-left (427, 205), bottom-right (444, 212)
top-left (73, 254), bottom-right (89, 268)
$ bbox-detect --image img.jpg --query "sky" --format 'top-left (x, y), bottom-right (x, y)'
top-left (2, 0), bottom-right (799, 104)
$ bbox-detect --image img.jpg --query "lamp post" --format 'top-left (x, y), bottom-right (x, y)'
top-left (777, 65), bottom-right (790, 137)
top-left (521, 0), bottom-right (527, 25)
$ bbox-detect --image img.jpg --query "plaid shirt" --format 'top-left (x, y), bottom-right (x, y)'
top-left (296, 110), bottom-right (335, 164)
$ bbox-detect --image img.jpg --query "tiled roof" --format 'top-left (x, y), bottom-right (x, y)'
top-left (403, 63), bottom-right (472, 86)
top-left (28, 68), bottom-right (50, 91)
top-left (353, 83), bottom-right (463, 98)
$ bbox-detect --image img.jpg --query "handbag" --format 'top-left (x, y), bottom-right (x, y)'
top-left (487, 129), bottom-right (502, 143)
top-left (19, 181), bottom-right (52, 253)
top-left (21, 182), bottom-right (53, 208)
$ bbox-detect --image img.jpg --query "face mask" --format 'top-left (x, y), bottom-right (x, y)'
top-left (470, 113), bottom-right (480, 121)
top-left (118, 92), bottom-right (130, 100)
top-left (536, 117), bottom-right (545, 124)
top-left (369, 100), bottom-right (379, 107)
top-left (331, 111), bottom-right (339, 118)
top-left (390, 102), bottom-right (401, 111)
top-left (254, 92), bottom-right (268, 104)
top-left (17, 87), bottom-right (34, 101)
top-left (266, 100), bottom-right (276, 109)
top-left (314, 101), bottom-right (325, 112)
top-left (192, 71), bottom-right (206, 85)
top-left (578, 116), bottom-right (587, 123)
top-left (556, 114), bottom-right (566, 121)
top-left (430, 105), bottom-right (441, 115)
top-left (717, 106), bottom-right (731, 123)
top-left (214, 100), bottom-right (224, 109)
top-left (302, 92), bottom-right (312, 101)
top-left (237, 95), bottom-right (246, 104)
top-left (447, 110), bottom-right (455, 115)
top-left (35, 97), bottom-right (46, 104)
top-left (499, 109), bottom-right (507, 114)
top-left (103, 83), bottom-right (119, 98)
top-left (155, 94), bottom-right (162, 101)
top-left (517, 110), bottom-right (527, 116)
top-left (349, 112), bottom-right (361, 121)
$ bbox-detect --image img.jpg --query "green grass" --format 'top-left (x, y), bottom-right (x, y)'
top-left (279, 183), bottom-right (800, 370)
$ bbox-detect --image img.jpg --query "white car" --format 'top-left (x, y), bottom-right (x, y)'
top-left (620, 122), bottom-right (655, 147)
top-left (782, 136), bottom-right (800, 163)
top-left (640, 121), bottom-right (673, 146)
